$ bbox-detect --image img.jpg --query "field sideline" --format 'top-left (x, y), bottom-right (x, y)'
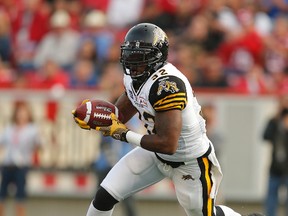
top-left (1, 197), bottom-right (273, 216)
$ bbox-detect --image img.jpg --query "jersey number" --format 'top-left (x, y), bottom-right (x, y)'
top-left (142, 112), bottom-right (156, 134)
top-left (151, 69), bottom-right (168, 80)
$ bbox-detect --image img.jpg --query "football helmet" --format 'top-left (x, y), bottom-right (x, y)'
top-left (120, 23), bottom-right (169, 86)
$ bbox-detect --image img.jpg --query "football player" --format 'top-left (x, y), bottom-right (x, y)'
top-left (73, 23), bottom-right (264, 216)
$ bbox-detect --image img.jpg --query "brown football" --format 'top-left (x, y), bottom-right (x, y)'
top-left (74, 99), bottom-right (123, 129)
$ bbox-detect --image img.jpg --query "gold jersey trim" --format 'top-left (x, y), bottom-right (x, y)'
top-left (153, 93), bottom-right (187, 111)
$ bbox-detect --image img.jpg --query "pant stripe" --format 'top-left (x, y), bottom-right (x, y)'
top-left (198, 156), bottom-right (214, 216)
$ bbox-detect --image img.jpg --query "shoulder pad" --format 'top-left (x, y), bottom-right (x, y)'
top-left (149, 75), bottom-right (187, 112)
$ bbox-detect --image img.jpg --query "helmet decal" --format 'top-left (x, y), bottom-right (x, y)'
top-left (153, 28), bottom-right (167, 46)
top-left (135, 41), bottom-right (140, 48)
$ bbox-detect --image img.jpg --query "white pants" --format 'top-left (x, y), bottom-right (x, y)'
top-left (101, 146), bottom-right (223, 216)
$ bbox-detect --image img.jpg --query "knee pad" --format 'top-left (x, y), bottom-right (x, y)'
top-left (92, 187), bottom-right (119, 211)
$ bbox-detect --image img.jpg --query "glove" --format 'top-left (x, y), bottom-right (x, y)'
top-left (96, 113), bottom-right (129, 141)
top-left (72, 99), bottom-right (91, 130)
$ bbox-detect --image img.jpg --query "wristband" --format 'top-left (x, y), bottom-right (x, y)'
top-left (126, 131), bottom-right (143, 146)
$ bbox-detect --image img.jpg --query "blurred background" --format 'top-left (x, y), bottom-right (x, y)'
top-left (0, 0), bottom-right (288, 215)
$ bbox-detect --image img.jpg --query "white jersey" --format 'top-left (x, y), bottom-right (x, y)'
top-left (124, 63), bottom-right (210, 162)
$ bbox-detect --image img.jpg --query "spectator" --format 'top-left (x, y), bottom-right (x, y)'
top-left (33, 9), bottom-right (80, 71)
top-left (0, 10), bottom-right (12, 63)
top-left (11, 0), bottom-right (50, 71)
top-left (26, 59), bottom-right (69, 89)
top-left (168, 0), bottom-right (199, 35)
top-left (106, 0), bottom-right (144, 28)
top-left (26, 59), bottom-right (69, 121)
top-left (261, 0), bottom-right (288, 20)
top-left (76, 38), bottom-right (104, 74)
top-left (172, 42), bottom-right (202, 85)
top-left (0, 101), bottom-right (42, 216)
top-left (195, 54), bottom-right (229, 88)
top-left (77, 39), bottom-right (98, 62)
top-left (81, 9), bottom-right (114, 61)
top-left (210, 0), bottom-right (243, 39)
top-left (217, 8), bottom-right (264, 76)
top-left (263, 15), bottom-right (288, 93)
top-left (181, 13), bottom-right (225, 52)
top-left (244, 1), bottom-right (273, 37)
top-left (51, 0), bottom-right (68, 12)
top-left (66, 0), bottom-right (83, 31)
top-left (230, 63), bottom-right (269, 94)
top-left (263, 95), bottom-right (288, 216)
top-left (98, 62), bottom-right (124, 100)
top-left (69, 59), bottom-right (99, 89)
top-left (138, 0), bottom-right (176, 31)
top-left (104, 41), bottom-right (121, 63)
top-left (201, 103), bottom-right (224, 158)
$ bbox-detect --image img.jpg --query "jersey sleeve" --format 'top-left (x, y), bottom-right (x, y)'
top-left (149, 75), bottom-right (187, 112)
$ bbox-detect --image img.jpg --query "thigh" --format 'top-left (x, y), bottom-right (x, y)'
top-left (172, 152), bottom-right (221, 216)
top-left (101, 147), bottom-right (165, 201)
top-left (173, 161), bottom-right (204, 216)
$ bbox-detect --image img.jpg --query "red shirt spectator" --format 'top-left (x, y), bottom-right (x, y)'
top-left (8, 0), bottom-right (50, 70)
top-left (230, 64), bottom-right (268, 94)
top-left (25, 60), bottom-right (70, 121)
top-left (217, 9), bottom-right (264, 74)
top-left (11, 4), bottom-right (50, 44)
top-left (218, 30), bottom-right (264, 71)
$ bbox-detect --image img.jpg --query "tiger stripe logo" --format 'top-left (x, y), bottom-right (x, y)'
top-left (157, 80), bottom-right (179, 96)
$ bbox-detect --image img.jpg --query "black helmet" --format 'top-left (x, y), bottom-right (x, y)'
top-left (120, 23), bottom-right (169, 86)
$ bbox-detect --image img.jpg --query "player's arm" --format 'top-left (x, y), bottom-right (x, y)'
top-left (114, 92), bottom-right (138, 124)
top-left (137, 75), bottom-right (186, 154)
top-left (98, 110), bottom-right (181, 154)
top-left (140, 110), bottom-right (181, 154)
top-left (97, 75), bottom-right (187, 155)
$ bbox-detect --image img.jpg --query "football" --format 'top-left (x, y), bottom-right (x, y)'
top-left (74, 99), bottom-right (123, 129)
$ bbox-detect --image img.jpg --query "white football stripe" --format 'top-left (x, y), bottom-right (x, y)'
top-left (115, 106), bottom-right (119, 118)
top-left (84, 101), bottom-right (92, 123)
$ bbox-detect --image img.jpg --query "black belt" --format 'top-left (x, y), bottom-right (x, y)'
top-left (155, 153), bottom-right (185, 168)
top-left (155, 144), bottom-right (212, 168)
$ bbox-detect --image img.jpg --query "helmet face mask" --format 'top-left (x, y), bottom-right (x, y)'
top-left (120, 23), bottom-right (169, 87)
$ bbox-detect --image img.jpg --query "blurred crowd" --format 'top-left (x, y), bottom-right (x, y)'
top-left (0, 0), bottom-right (288, 96)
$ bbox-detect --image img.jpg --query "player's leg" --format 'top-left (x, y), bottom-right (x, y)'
top-left (86, 187), bottom-right (117, 216)
top-left (171, 150), bottom-right (241, 216)
top-left (170, 156), bottom-right (213, 215)
top-left (121, 196), bottom-right (137, 216)
top-left (86, 147), bottom-right (165, 216)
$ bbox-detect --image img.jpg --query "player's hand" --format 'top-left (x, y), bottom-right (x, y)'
top-left (96, 113), bottom-right (129, 141)
top-left (72, 99), bottom-right (91, 130)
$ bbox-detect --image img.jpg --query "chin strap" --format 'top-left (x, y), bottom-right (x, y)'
top-left (126, 62), bottom-right (166, 89)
